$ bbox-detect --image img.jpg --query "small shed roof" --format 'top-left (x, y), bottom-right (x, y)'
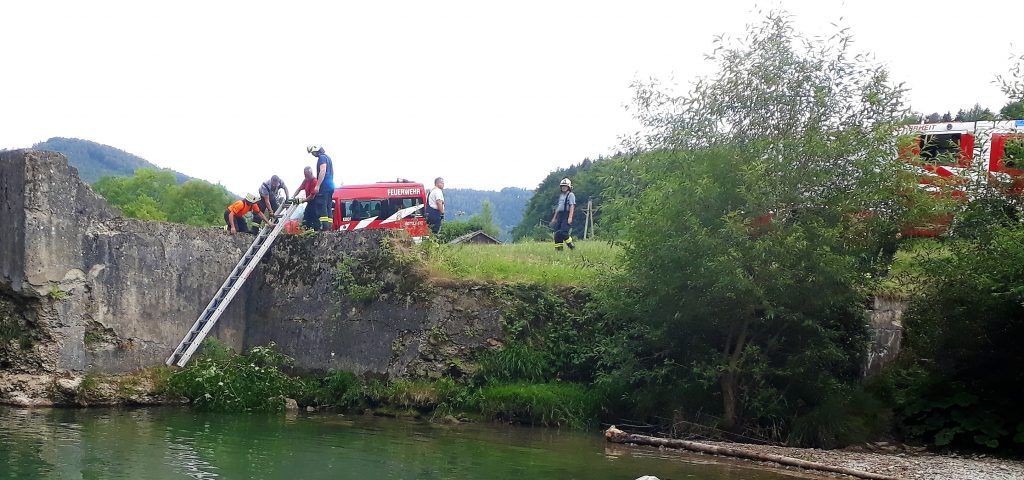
top-left (448, 230), bottom-right (502, 245)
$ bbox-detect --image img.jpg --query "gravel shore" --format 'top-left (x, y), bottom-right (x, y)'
top-left (701, 441), bottom-right (1024, 480)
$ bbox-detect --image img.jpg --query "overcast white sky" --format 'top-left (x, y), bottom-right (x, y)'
top-left (2, 0), bottom-right (1022, 193)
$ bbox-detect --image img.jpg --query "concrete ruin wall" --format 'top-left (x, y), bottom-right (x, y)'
top-left (245, 235), bottom-right (503, 376)
top-left (864, 296), bottom-right (906, 377)
top-left (0, 150), bottom-right (251, 373)
top-left (0, 149), bottom-right (504, 379)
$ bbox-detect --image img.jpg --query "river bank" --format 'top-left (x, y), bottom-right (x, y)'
top-left (4, 371), bottom-right (1023, 480)
top-left (621, 437), bottom-right (1024, 480)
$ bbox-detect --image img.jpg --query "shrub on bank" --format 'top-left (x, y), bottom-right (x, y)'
top-left (475, 383), bottom-right (598, 428)
top-left (166, 341), bottom-right (302, 412)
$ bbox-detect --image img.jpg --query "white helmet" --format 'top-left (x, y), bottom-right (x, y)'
top-left (306, 145), bottom-right (322, 155)
top-left (559, 178), bottom-right (572, 188)
top-left (244, 193), bottom-right (259, 203)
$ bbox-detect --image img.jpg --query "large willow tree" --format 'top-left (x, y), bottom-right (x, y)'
top-left (604, 13), bottom-right (921, 437)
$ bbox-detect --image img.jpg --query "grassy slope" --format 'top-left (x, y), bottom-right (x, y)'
top-left (423, 240), bottom-right (619, 287)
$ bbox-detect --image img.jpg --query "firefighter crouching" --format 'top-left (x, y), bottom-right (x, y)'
top-left (252, 175), bottom-right (290, 228)
top-left (225, 193), bottom-right (273, 235)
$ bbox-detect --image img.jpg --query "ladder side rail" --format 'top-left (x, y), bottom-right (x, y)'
top-left (172, 204), bottom-right (297, 366)
top-left (164, 227), bottom-right (274, 365)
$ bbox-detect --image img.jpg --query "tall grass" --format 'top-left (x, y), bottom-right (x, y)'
top-left (475, 383), bottom-right (598, 428)
top-left (422, 240), bottom-right (619, 287)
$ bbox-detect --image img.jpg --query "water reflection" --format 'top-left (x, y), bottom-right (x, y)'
top-left (0, 407), bottom-right (819, 480)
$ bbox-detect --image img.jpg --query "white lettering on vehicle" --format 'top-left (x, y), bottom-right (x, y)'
top-left (386, 188), bottom-right (421, 196)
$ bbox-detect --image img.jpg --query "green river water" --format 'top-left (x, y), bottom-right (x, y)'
top-left (0, 407), bottom-right (821, 479)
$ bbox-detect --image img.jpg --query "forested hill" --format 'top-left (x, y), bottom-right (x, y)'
top-left (32, 137), bottom-right (193, 184)
top-left (443, 187), bottom-right (532, 241)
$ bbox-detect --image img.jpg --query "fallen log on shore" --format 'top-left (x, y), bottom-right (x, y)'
top-left (603, 426), bottom-right (899, 480)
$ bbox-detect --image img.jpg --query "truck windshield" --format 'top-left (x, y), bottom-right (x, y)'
top-left (919, 133), bottom-right (962, 165)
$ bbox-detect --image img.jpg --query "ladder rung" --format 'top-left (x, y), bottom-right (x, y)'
top-left (168, 219), bottom-right (286, 366)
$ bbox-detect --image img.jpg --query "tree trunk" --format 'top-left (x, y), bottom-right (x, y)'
top-left (720, 316), bottom-right (750, 431)
top-left (720, 371), bottom-right (738, 430)
top-left (604, 426), bottom-right (899, 480)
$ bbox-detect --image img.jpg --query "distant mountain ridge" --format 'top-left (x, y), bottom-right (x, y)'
top-left (443, 187), bottom-right (533, 241)
top-left (31, 137), bottom-right (534, 239)
top-left (32, 137), bottom-right (193, 184)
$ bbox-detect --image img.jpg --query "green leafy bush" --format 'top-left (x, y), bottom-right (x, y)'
top-left (1003, 137), bottom-right (1024, 168)
top-left (313, 370), bottom-right (362, 408)
top-left (476, 343), bottom-right (552, 384)
top-left (787, 386), bottom-right (893, 448)
top-left (93, 168), bottom-right (233, 226)
top-left (896, 225), bottom-right (1024, 451)
top-left (166, 341), bottom-right (301, 412)
top-left (476, 383), bottom-right (598, 428)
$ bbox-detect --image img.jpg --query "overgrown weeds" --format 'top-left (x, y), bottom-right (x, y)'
top-left (421, 240), bottom-right (618, 287)
top-left (166, 340), bottom-right (301, 412)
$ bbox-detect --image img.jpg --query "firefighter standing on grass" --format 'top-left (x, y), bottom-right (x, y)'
top-left (306, 145), bottom-right (335, 231)
top-left (549, 178), bottom-right (576, 250)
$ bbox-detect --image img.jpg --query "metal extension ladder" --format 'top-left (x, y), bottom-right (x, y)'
top-left (166, 201), bottom-right (298, 367)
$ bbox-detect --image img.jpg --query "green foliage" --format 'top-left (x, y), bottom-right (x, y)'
top-left (895, 224), bottom-right (1024, 451)
top-left (1002, 137), bottom-right (1024, 168)
top-left (512, 157), bottom-right (629, 241)
top-left (45, 287), bottom-right (67, 301)
top-left (166, 341), bottom-right (301, 412)
top-left (787, 386), bottom-right (892, 448)
top-left (477, 343), bottom-right (552, 384)
top-left (434, 200), bottom-right (502, 243)
top-left (597, 12), bottom-right (913, 435)
top-left (953, 104), bottom-right (997, 122)
top-left (476, 383), bottom-right (598, 428)
top-left (77, 373), bottom-right (102, 400)
top-left (335, 256), bottom-right (384, 304)
top-left (33, 137), bottom-right (192, 184)
top-left (444, 187), bottom-right (532, 241)
top-left (314, 370), bottom-right (363, 408)
top-left (83, 330), bottom-right (101, 346)
top-left (421, 240), bottom-right (619, 287)
top-left (92, 168), bottom-right (233, 226)
top-left (1000, 100), bottom-right (1024, 120)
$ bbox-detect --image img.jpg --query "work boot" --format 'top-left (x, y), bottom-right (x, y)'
top-left (566, 237), bottom-right (576, 250)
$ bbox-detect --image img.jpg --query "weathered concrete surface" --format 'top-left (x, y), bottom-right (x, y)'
top-left (245, 234), bottom-right (504, 376)
top-left (0, 151), bottom-right (27, 292)
top-left (864, 296), bottom-right (906, 377)
top-left (1, 149), bottom-right (505, 386)
top-left (0, 150), bottom-right (250, 374)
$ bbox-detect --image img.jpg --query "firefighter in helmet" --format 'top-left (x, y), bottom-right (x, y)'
top-left (548, 178), bottom-right (576, 250)
top-left (225, 193), bottom-right (273, 235)
top-left (306, 145), bottom-right (335, 231)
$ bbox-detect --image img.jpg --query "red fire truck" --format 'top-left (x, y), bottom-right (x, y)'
top-left (284, 181), bottom-right (431, 241)
top-left (900, 120), bottom-right (1024, 235)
